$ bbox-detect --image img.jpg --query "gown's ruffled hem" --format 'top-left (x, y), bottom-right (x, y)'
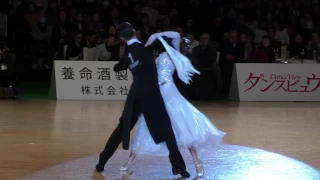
top-left (131, 133), bottom-right (226, 156)
top-left (131, 82), bottom-right (226, 156)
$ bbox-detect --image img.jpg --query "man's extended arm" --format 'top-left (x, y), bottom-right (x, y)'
top-left (114, 56), bottom-right (128, 72)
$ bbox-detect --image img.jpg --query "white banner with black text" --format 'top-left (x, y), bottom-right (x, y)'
top-left (53, 61), bottom-right (132, 100)
top-left (229, 64), bottom-right (320, 101)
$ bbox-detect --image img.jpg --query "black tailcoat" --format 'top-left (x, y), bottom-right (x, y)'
top-left (114, 38), bottom-right (173, 150)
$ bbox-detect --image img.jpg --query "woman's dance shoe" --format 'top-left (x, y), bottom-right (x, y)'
top-left (196, 162), bottom-right (204, 177)
top-left (119, 156), bottom-right (136, 171)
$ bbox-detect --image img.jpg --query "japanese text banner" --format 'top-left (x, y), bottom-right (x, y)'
top-left (233, 64), bottom-right (320, 101)
top-left (54, 61), bottom-right (132, 100)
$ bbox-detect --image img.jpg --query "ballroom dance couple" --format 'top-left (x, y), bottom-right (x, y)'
top-left (95, 22), bottom-right (226, 178)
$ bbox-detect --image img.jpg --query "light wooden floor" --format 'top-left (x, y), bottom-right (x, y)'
top-left (1, 100), bottom-right (320, 180)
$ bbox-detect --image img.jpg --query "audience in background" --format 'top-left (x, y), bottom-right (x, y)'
top-left (66, 32), bottom-right (83, 60)
top-left (267, 27), bottom-right (282, 51)
top-left (186, 32), bottom-right (199, 49)
top-left (112, 37), bottom-right (126, 61)
top-left (95, 34), bottom-right (116, 61)
top-left (47, 0), bottom-right (59, 25)
top-left (253, 21), bottom-right (267, 45)
top-left (52, 10), bottom-right (69, 59)
top-left (307, 31), bottom-right (320, 59)
top-left (141, 0), bottom-right (159, 26)
top-left (274, 21), bottom-right (290, 45)
top-left (192, 32), bottom-right (219, 100)
top-left (83, 30), bottom-right (97, 48)
top-left (288, 34), bottom-right (305, 58)
top-left (139, 13), bottom-right (153, 40)
top-left (0, 45), bottom-right (18, 98)
top-left (30, 11), bottom-right (53, 69)
top-left (219, 30), bottom-right (244, 94)
top-left (69, 12), bottom-right (85, 40)
top-left (4, 0), bottom-right (320, 99)
top-left (24, 2), bottom-right (38, 30)
top-left (192, 33), bottom-right (216, 69)
top-left (9, 0), bottom-right (320, 64)
top-left (259, 36), bottom-right (275, 63)
top-left (89, 13), bottom-right (104, 37)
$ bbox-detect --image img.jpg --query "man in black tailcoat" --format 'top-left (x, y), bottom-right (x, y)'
top-left (95, 22), bottom-right (190, 178)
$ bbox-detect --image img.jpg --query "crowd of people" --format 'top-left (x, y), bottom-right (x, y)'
top-left (1, 0), bottom-right (320, 99)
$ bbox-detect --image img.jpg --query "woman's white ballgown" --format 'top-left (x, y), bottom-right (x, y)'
top-left (131, 32), bottom-right (226, 156)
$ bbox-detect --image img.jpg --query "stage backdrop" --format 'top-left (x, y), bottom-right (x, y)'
top-left (229, 64), bottom-right (320, 101)
top-left (49, 61), bottom-right (132, 100)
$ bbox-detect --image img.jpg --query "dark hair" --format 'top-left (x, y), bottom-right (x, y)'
top-left (141, 13), bottom-right (149, 19)
top-left (49, 0), bottom-right (58, 4)
top-left (107, 24), bottom-right (116, 30)
top-left (229, 29), bottom-right (238, 34)
top-left (117, 22), bottom-right (135, 40)
top-left (86, 30), bottom-right (97, 37)
top-left (238, 13), bottom-right (245, 18)
top-left (0, 43), bottom-right (10, 56)
top-left (246, 31), bottom-right (255, 38)
top-left (312, 31), bottom-right (320, 36)
top-left (180, 37), bottom-right (192, 56)
top-left (73, 30), bottom-right (82, 37)
top-left (267, 27), bottom-right (276, 32)
top-left (163, 16), bottom-right (170, 21)
top-left (273, 21), bottom-right (283, 31)
top-left (156, 27), bottom-right (163, 32)
top-left (104, 33), bottom-right (115, 39)
top-left (262, 35), bottom-right (270, 40)
top-left (27, 2), bottom-right (36, 11)
top-left (133, 3), bottom-right (141, 8)
top-left (201, 32), bottom-right (210, 38)
top-left (111, 6), bottom-right (119, 11)
top-left (59, 9), bottom-right (66, 14)
top-left (186, 31), bottom-right (194, 35)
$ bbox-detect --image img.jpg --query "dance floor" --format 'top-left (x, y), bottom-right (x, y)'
top-left (1, 100), bottom-right (320, 180)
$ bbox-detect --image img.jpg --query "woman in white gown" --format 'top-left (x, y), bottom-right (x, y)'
top-left (120, 31), bottom-right (226, 177)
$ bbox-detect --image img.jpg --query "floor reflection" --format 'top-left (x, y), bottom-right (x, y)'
top-left (22, 145), bottom-right (320, 180)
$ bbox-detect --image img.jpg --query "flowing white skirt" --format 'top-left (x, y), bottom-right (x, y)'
top-left (131, 82), bottom-right (226, 156)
